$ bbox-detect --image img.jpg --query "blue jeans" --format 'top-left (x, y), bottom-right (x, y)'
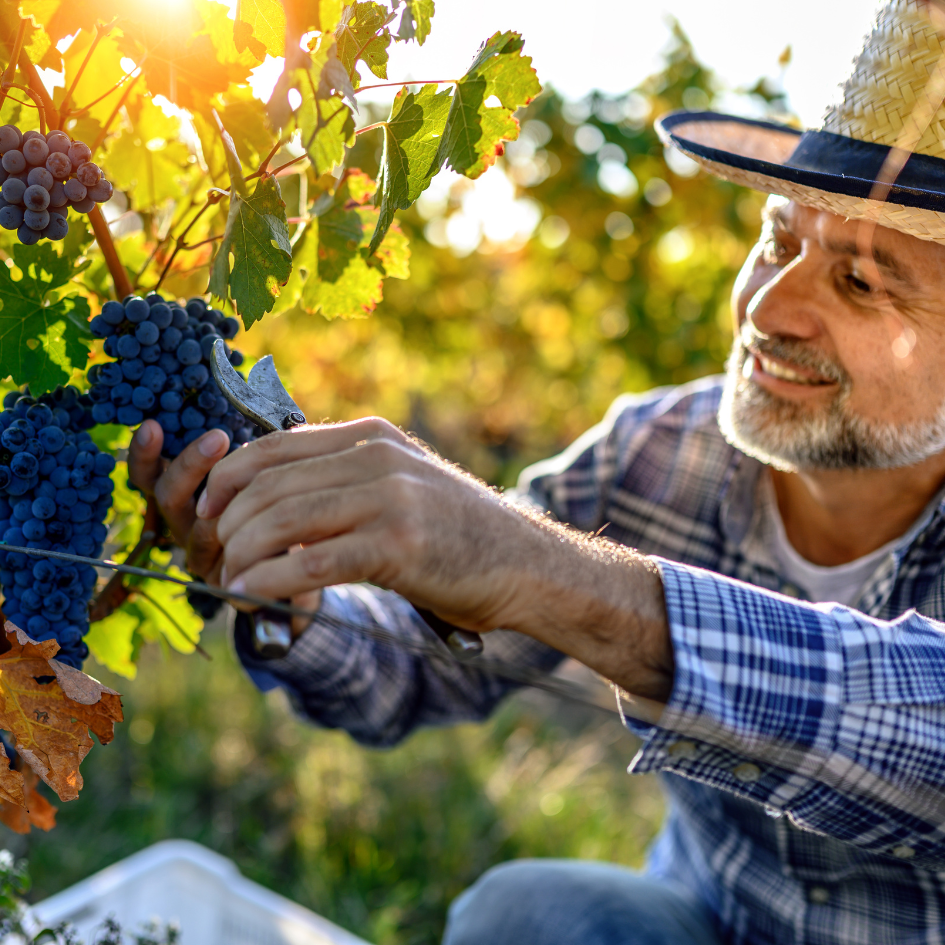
top-left (443, 860), bottom-right (723, 945)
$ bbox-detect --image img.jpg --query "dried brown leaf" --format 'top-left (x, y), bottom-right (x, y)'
top-left (0, 768), bottom-right (57, 835)
top-left (0, 622), bottom-right (123, 802)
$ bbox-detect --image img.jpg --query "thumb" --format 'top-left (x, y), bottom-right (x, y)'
top-left (127, 420), bottom-right (165, 495)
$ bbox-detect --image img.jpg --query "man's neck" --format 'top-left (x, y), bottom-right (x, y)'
top-left (771, 458), bottom-right (945, 566)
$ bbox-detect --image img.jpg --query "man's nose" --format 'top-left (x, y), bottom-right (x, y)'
top-left (745, 254), bottom-right (824, 342)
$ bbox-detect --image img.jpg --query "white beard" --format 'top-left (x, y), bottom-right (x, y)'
top-left (718, 331), bottom-right (945, 471)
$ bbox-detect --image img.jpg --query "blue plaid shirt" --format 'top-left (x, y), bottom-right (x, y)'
top-left (238, 376), bottom-right (945, 945)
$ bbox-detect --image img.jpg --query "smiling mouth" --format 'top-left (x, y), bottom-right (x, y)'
top-left (748, 351), bottom-right (835, 387)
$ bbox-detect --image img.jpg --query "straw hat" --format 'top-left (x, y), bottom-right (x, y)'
top-left (657, 0), bottom-right (945, 244)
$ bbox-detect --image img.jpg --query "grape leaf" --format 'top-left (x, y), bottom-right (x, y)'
top-left (0, 769), bottom-right (57, 834)
top-left (234, 0), bottom-right (286, 56)
top-left (396, 0), bottom-right (434, 45)
top-left (299, 72), bottom-right (356, 175)
top-left (436, 31), bottom-right (541, 179)
top-left (0, 243), bottom-right (92, 394)
top-left (0, 623), bottom-right (123, 803)
top-left (336, 1), bottom-right (393, 85)
top-left (368, 82), bottom-right (452, 255)
top-left (299, 171), bottom-right (410, 318)
top-left (209, 175), bottom-right (293, 329)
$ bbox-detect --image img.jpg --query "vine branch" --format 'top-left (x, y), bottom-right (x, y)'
top-left (88, 205), bottom-right (133, 299)
top-left (355, 121), bottom-right (386, 136)
top-left (153, 191), bottom-right (225, 292)
top-left (354, 78), bottom-right (458, 94)
top-left (57, 20), bottom-right (117, 126)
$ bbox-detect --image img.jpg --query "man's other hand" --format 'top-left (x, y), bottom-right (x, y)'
top-left (127, 420), bottom-right (231, 582)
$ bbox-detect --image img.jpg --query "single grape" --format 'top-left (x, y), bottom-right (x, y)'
top-left (110, 383), bottom-right (133, 406)
top-left (44, 151), bottom-right (71, 180)
top-left (1, 178), bottom-right (25, 205)
top-left (116, 405), bottom-right (143, 426)
top-left (131, 387), bottom-right (154, 410)
top-left (98, 362), bottom-right (123, 386)
top-left (16, 224), bottom-right (40, 245)
top-left (47, 181), bottom-right (67, 207)
top-left (63, 178), bottom-right (86, 202)
top-left (140, 344), bottom-right (161, 364)
top-left (141, 366), bottom-right (167, 393)
top-left (171, 307), bottom-right (188, 329)
top-left (124, 297), bottom-right (150, 323)
top-left (27, 167), bottom-right (53, 189)
top-left (219, 316), bottom-right (240, 340)
top-left (135, 321), bottom-right (159, 346)
top-left (21, 131), bottom-right (42, 144)
top-left (45, 130), bottom-right (71, 154)
top-left (182, 364), bottom-right (209, 389)
top-left (0, 205), bottom-right (23, 230)
top-left (177, 339), bottom-right (202, 365)
top-left (121, 358), bottom-right (145, 381)
top-left (67, 141), bottom-right (92, 167)
top-left (23, 209), bottom-right (49, 232)
top-left (70, 196), bottom-right (95, 214)
top-left (91, 402), bottom-right (116, 424)
top-left (116, 335), bottom-right (141, 359)
top-left (22, 137), bottom-right (49, 166)
top-left (148, 303), bottom-right (172, 329)
top-left (75, 162), bottom-right (101, 187)
top-left (42, 213), bottom-right (68, 241)
top-left (0, 125), bottom-right (22, 153)
top-left (1, 150), bottom-right (25, 174)
top-left (23, 184), bottom-right (50, 211)
top-left (101, 301), bottom-right (125, 325)
top-left (160, 326), bottom-right (182, 351)
top-left (156, 411), bottom-right (181, 433)
top-left (87, 178), bottom-right (113, 203)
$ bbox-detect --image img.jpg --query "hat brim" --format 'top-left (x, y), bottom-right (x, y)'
top-left (657, 111), bottom-right (945, 245)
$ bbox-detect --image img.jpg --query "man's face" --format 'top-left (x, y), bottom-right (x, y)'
top-left (720, 198), bottom-right (945, 471)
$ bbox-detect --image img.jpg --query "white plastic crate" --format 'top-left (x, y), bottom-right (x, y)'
top-left (31, 839), bottom-right (371, 945)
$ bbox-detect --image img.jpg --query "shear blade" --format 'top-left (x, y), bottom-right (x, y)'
top-left (248, 356), bottom-right (305, 422)
top-left (210, 339), bottom-right (284, 432)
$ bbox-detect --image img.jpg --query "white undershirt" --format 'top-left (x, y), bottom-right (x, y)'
top-left (763, 481), bottom-right (928, 606)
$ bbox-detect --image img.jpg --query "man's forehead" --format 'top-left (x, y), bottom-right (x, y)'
top-left (765, 198), bottom-right (936, 285)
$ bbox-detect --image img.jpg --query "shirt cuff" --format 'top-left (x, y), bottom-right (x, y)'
top-left (628, 558), bottom-right (844, 801)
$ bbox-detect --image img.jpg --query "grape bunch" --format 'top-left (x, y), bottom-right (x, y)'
top-left (88, 294), bottom-right (254, 458)
top-left (0, 125), bottom-right (114, 245)
top-left (0, 386), bottom-right (115, 669)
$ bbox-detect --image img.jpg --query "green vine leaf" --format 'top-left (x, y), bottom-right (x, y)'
top-left (336, 1), bottom-right (394, 85)
top-left (0, 244), bottom-right (92, 394)
top-left (299, 171), bottom-right (410, 318)
top-left (396, 0), bottom-right (434, 45)
top-left (234, 0), bottom-right (286, 57)
top-left (299, 74), bottom-right (356, 174)
top-left (437, 31), bottom-right (542, 179)
top-left (369, 82), bottom-right (452, 255)
top-left (209, 175), bottom-right (292, 329)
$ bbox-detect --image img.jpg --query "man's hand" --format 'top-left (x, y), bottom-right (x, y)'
top-left (127, 420), bottom-right (231, 582)
top-left (197, 417), bottom-right (675, 702)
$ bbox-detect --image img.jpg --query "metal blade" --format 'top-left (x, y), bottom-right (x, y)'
top-left (210, 340), bottom-right (283, 432)
top-left (247, 356), bottom-right (306, 428)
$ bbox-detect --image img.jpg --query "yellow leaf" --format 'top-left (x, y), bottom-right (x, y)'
top-left (237, 0), bottom-right (286, 57)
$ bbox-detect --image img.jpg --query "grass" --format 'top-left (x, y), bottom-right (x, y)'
top-left (12, 623), bottom-right (664, 945)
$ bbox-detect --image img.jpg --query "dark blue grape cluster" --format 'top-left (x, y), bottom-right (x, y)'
top-left (0, 126), bottom-right (113, 245)
top-left (0, 386), bottom-right (115, 668)
top-left (87, 294), bottom-right (253, 458)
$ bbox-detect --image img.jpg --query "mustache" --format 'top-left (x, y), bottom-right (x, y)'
top-left (737, 327), bottom-right (848, 385)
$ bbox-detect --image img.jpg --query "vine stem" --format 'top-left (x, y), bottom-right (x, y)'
top-left (0, 19), bottom-right (27, 111)
top-left (57, 20), bottom-right (116, 127)
top-left (354, 78), bottom-right (458, 94)
top-left (88, 205), bottom-right (133, 299)
top-left (245, 153), bottom-right (309, 181)
top-left (3, 22), bottom-right (58, 128)
top-left (0, 83), bottom-right (47, 133)
top-left (91, 70), bottom-right (141, 156)
top-left (153, 192), bottom-right (224, 292)
top-left (355, 121), bottom-right (387, 136)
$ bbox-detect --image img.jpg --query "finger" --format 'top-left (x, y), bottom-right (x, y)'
top-left (199, 417), bottom-right (419, 520)
top-left (154, 428), bottom-right (231, 542)
top-left (290, 588), bottom-right (323, 638)
top-left (185, 516), bottom-right (223, 582)
top-left (215, 438), bottom-right (418, 541)
top-left (227, 533), bottom-right (385, 603)
top-left (127, 420), bottom-right (165, 495)
top-left (220, 481), bottom-right (388, 576)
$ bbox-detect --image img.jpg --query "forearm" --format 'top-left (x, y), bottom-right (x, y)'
top-left (496, 509), bottom-right (675, 706)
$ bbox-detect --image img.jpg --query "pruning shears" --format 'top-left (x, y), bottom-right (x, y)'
top-left (210, 340), bottom-right (485, 662)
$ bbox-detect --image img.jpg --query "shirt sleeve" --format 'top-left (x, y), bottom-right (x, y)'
top-left (234, 584), bottom-right (565, 747)
top-left (630, 557), bottom-right (945, 869)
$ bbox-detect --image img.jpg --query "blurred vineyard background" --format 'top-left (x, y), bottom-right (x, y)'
top-left (5, 29), bottom-right (785, 945)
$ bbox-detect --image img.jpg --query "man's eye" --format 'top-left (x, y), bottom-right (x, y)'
top-left (845, 273), bottom-right (873, 295)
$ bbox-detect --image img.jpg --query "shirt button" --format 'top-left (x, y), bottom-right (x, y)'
top-left (732, 762), bottom-right (762, 783)
top-left (892, 845), bottom-right (916, 859)
top-left (667, 740), bottom-right (698, 760)
top-left (809, 887), bottom-right (830, 905)
top-left (781, 583), bottom-right (803, 598)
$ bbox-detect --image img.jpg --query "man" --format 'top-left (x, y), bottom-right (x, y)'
top-left (129, 1), bottom-right (945, 942)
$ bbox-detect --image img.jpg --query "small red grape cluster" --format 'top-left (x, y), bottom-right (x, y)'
top-left (0, 126), bottom-right (114, 245)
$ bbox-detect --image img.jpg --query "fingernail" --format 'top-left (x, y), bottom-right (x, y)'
top-left (228, 577), bottom-right (245, 596)
top-left (137, 422), bottom-right (153, 447)
top-left (196, 491), bottom-right (208, 518)
top-left (198, 429), bottom-right (228, 457)
top-left (220, 564), bottom-right (228, 585)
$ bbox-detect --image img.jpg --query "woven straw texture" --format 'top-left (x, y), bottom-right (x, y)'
top-left (824, 0), bottom-right (945, 157)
